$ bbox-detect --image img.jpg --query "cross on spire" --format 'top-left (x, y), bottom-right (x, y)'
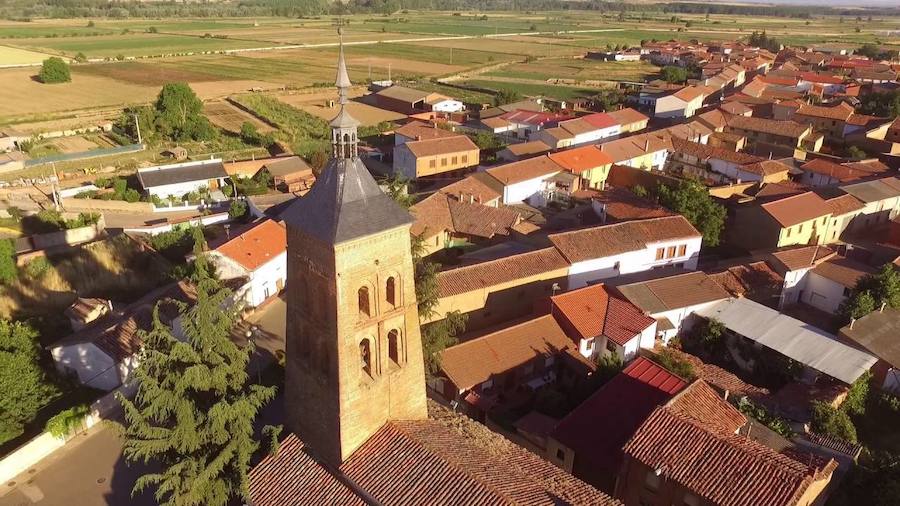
top-left (330, 19), bottom-right (359, 159)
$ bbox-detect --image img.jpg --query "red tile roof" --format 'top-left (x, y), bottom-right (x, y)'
top-left (395, 121), bottom-right (461, 141)
top-left (800, 158), bottom-right (888, 183)
top-left (550, 357), bottom-right (687, 480)
top-left (438, 314), bottom-right (592, 391)
top-left (769, 245), bottom-right (836, 272)
top-left (214, 219), bottom-right (286, 271)
top-left (249, 401), bottom-right (620, 505)
top-left (811, 256), bottom-right (875, 288)
top-left (795, 102), bottom-right (854, 121)
top-left (410, 192), bottom-right (520, 238)
top-left (548, 145), bottom-right (614, 174)
top-left (593, 187), bottom-right (674, 222)
top-left (404, 135), bottom-right (479, 158)
top-left (487, 156), bottom-right (564, 185)
top-left (725, 115), bottom-right (810, 139)
top-left (437, 247), bottom-right (568, 297)
top-left (760, 191), bottom-right (831, 227)
top-left (581, 112), bottom-right (619, 129)
top-left (607, 108), bottom-right (649, 127)
top-left (666, 380), bottom-right (746, 433)
top-left (655, 347), bottom-right (770, 401)
top-left (825, 193), bottom-right (865, 216)
top-left (707, 261), bottom-right (784, 302)
top-left (550, 284), bottom-right (655, 346)
top-left (623, 387), bottom-right (835, 506)
top-left (549, 216), bottom-right (700, 264)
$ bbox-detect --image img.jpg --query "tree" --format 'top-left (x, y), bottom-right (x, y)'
top-left (0, 320), bottom-right (59, 444)
top-left (843, 370), bottom-right (871, 416)
top-left (847, 145), bottom-right (868, 160)
top-left (839, 290), bottom-right (876, 323)
top-left (655, 348), bottom-right (696, 381)
top-left (660, 65), bottom-right (688, 84)
top-left (308, 149), bottom-right (328, 176)
top-left (74, 52), bottom-right (88, 63)
top-left (38, 57), bottom-right (71, 84)
top-left (116, 254), bottom-right (278, 505)
top-left (856, 264), bottom-right (900, 309)
top-left (240, 122), bottom-right (260, 145)
top-left (0, 239), bottom-right (17, 284)
top-left (493, 88), bottom-right (523, 106)
top-left (154, 83), bottom-right (215, 142)
top-left (228, 199), bottom-right (248, 220)
top-left (382, 174), bottom-right (414, 209)
top-left (421, 311), bottom-right (467, 377)
top-left (656, 180), bottom-right (726, 246)
top-left (467, 130), bottom-right (504, 151)
top-left (811, 401), bottom-right (857, 443)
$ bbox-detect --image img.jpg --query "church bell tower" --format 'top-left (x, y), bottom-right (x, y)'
top-left (281, 26), bottom-right (428, 466)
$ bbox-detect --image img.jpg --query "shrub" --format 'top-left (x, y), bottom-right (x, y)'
top-left (38, 57), bottom-right (71, 84)
top-left (736, 397), bottom-right (793, 437)
top-left (45, 404), bottom-right (90, 438)
top-left (74, 52), bottom-right (87, 63)
top-left (228, 199), bottom-right (248, 220)
top-left (0, 239), bottom-right (17, 284)
top-left (656, 348), bottom-right (696, 380)
top-left (812, 401), bottom-right (857, 443)
top-left (23, 257), bottom-right (51, 279)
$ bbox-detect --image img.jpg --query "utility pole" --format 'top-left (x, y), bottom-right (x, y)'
top-left (50, 163), bottom-right (60, 211)
top-left (133, 113), bottom-right (142, 145)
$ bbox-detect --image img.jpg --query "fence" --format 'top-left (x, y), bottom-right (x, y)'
top-left (0, 381), bottom-right (137, 484)
top-left (61, 197), bottom-right (153, 214)
top-left (24, 143), bottom-right (144, 168)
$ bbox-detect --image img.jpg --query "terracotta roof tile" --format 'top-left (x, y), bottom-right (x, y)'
top-left (615, 271), bottom-right (730, 314)
top-left (671, 138), bottom-right (764, 165)
top-left (439, 314), bottom-right (590, 390)
top-left (811, 256), bottom-right (875, 288)
top-left (505, 140), bottom-right (552, 157)
top-left (592, 187), bottom-right (674, 222)
top-left (403, 135), bottom-right (479, 158)
top-left (667, 380), bottom-right (746, 433)
top-left (623, 396), bottom-right (835, 506)
top-left (437, 247), bottom-right (568, 297)
top-left (550, 284), bottom-right (655, 345)
top-left (800, 158), bottom-right (888, 183)
top-left (548, 216), bottom-right (700, 264)
top-left (769, 245), bottom-right (836, 272)
top-left (487, 156), bottom-right (564, 185)
top-left (655, 347), bottom-right (770, 400)
top-left (394, 120), bottom-right (460, 141)
top-left (214, 219), bottom-right (286, 271)
top-left (550, 357), bottom-right (687, 479)
top-left (438, 172), bottom-right (504, 204)
top-left (825, 193), bottom-right (865, 216)
top-left (726, 115), bottom-right (810, 139)
top-left (760, 191), bottom-right (831, 227)
top-left (707, 261), bottom-right (784, 303)
top-left (548, 145), bottom-right (614, 174)
top-left (607, 108), bottom-right (649, 127)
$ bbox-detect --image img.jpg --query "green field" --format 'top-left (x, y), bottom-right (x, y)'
top-left (460, 78), bottom-right (600, 101)
top-left (11, 33), bottom-right (266, 58)
top-left (485, 58), bottom-right (658, 83)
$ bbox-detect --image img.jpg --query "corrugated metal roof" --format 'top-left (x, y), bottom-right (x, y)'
top-left (696, 298), bottom-right (877, 385)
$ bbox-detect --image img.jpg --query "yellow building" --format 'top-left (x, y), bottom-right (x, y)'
top-left (548, 145), bottom-right (615, 190)
top-left (393, 135), bottom-right (480, 180)
top-left (728, 191), bottom-right (833, 251)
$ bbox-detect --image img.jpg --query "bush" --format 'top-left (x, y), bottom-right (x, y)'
top-left (228, 199), bottom-right (248, 220)
top-left (812, 401), bottom-right (857, 443)
top-left (74, 52), bottom-right (87, 63)
top-left (45, 404), bottom-right (90, 438)
top-left (38, 57), bottom-right (71, 84)
top-left (23, 257), bottom-right (50, 279)
top-left (736, 397), bottom-right (793, 437)
top-left (0, 239), bottom-right (16, 284)
top-left (656, 348), bottom-right (696, 380)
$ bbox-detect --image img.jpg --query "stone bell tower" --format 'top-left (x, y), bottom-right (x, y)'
top-left (281, 27), bottom-right (428, 466)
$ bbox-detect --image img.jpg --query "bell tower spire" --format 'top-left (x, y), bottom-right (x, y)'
top-left (331, 23), bottom-right (359, 160)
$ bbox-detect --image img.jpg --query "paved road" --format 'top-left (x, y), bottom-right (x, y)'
top-left (0, 297), bottom-right (287, 506)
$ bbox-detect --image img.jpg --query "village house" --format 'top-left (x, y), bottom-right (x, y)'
top-left (433, 314), bottom-right (595, 419)
top-left (535, 112), bottom-right (621, 149)
top-left (598, 132), bottom-right (672, 171)
top-left (547, 357), bottom-right (687, 493)
top-left (64, 297), bottom-right (113, 331)
top-left (484, 109), bottom-right (574, 140)
top-left (726, 191), bottom-right (833, 251)
top-left (393, 133), bottom-right (480, 180)
top-left (409, 191), bottom-right (522, 256)
top-left (798, 157), bottom-right (891, 187)
top-left (839, 177), bottom-right (900, 230)
top-left (590, 187), bottom-right (674, 224)
top-left (668, 137), bottom-right (784, 184)
top-left (615, 379), bottom-right (837, 506)
top-left (607, 108), bottom-right (650, 134)
top-left (497, 140), bottom-right (552, 162)
top-left (548, 215), bottom-right (702, 288)
top-left (840, 307), bottom-right (900, 394)
top-left (373, 85), bottom-right (464, 114)
top-left (614, 271), bottom-right (731, 342)
top-left (722, 114), bottom-right (823, 157)
top-left (485, 155), bottom-right (569, 206)
top-left (549, 283), bottom-right (657, 362)
top-left (254, 156), bottom-right (315, 193)
top-left (706, 260), bottom-right (784, 307)
top-left (638, 85), bottom-right (708, 119)
top-left (393, 120), bottom-right (460, 145)
top-left (50, 281), bottom-right (198, 391)
top-left (203, 219), bottom-right (287, 308)
top-left (548, 145), bottom-right (615, 190)
top-left (136, 158), bottom-right (229, 199)
top-left (767, 245), bottom-right (837, 308)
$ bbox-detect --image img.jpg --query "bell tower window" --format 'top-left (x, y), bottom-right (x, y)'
top-left (358, 286), bottom-right (371, 317)
top-left (386, 276), bottom-right (397, 308)
top-left (360, 339), bottom-right (372, 376)
top-left (388, 329), bottom-right (401, 365)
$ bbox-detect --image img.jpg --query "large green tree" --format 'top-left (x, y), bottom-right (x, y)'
top-left (153, 83), bottom-right (215, 142)
top-left (656, 180), bottom-right (726, 247)
top-left (116, 249), bottom-right (277, 506)
top-left (839, 264), bottom-right (900, 323)
top-left (0, 320), bottom-right (59, 443)
top-left (660, 65), bottom-right (688, 84)
top-left (38, 57), bottom-right (71, 84)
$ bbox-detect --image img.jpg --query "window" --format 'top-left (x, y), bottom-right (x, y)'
top-left (584, 339), bottom-right (594, 352)
top-left (677, 244), bottom-right (687, 257)
top-left (606, 340), bottom-right (617, 353)
top-left (556, 448), bottom-right (565, 461)
top-left (613, 261), bottom-right (620, 271)
top-left (452, 156), bottom-right (458, 165)
top-left (441, 158), bottom-right (448, 167)
top-left (429, 159), bottom-right (436, 169)
top-left (360, 339), bottom-right (372, 376)
top-left (386, 276), bottom-right (397, 307)
top-left (655, 247), bottom-right (665, 260)
top-left (786, 227), bottom-right (792, 238)
top-left (843, 287), bottom-right (851, 297)
top-left (644, 471), bottom-right (661, 492)
top-left (388, 329), bottom-right (400, 365)
top-left (462, 155), bottom-right (468, 164)
top-left (481, 379), bottom-right (494, 391)
top-left (358, 286), bottom-right (371, 317)
top-left (667, 246), bottom-right (677, 258)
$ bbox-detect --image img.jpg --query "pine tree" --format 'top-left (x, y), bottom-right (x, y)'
top-left (0, 319), bottom-right (59, 443)
top-left (116, 244), bottom-right (278, 506)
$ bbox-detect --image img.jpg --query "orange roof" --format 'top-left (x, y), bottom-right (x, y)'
top-left (394, 121), bottom-right (461, 141)
top-left (548, 145), bottom-right (613, 174)
top-left (437, 247), bottom-right (568, 298)
top-left (486, 156), bottom-right (564, 185)
top-left (549, 216), bottom-right (700, 264)
top-left (607, 108), bottom-right (649, 126)
top-left (550, 284), bottom-right (655, 345)
top-left (760, 191), bottom-right (831, 227)
top-left (403, 135), bottom-right (479, 158)
top-left (215, 219), bottom-right (286, 271)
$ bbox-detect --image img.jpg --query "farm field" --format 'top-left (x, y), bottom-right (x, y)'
top-left (485, 58), bottom-right (658, 83)
top-left (278, 92), bottom-right (406, 126)
top-left (8, 33), bottom-right (266, 59)
top-left (459, 78), bottom-right (600, 101)
top-left (0, 45), bottom-right (59, 65)
top-left (204, 101), bottom-right (276, 133)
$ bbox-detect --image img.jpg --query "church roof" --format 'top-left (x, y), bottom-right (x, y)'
top-left (248, 401), bottom-right (620, 505)
top-left (281, 157), bottom-right (412, 245)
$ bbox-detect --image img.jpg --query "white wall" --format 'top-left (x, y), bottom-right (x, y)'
top-left (432, 99), bottom-right (465, 113)
top-left (147, 179), bottom-right (212, 199)
top-left (652, 299), bottom-right (724, 342)
top-left (566, 236), bottom-right (701, 288)
top-left (801, 272), bottom-right (848, 313)
top-left (392, 145), bottom-right (418, 180)
top-left (502, 174), bottom-right (556, 204)
top-left (710, 159), bottom-right (762, 183)
top-left (655, 96), bottom-right (689, 119)
top-left (779, 267), bottom-right (812, 308)
top-left (50, 342), bottom-right (120, 391)
top-left (247, 252), bottom-right (287, 307)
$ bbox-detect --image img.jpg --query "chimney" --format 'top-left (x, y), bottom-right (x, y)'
top-left (644, 138), bottom-right (650, 152)
top-left (416, 135), bottom-right (422, 141)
